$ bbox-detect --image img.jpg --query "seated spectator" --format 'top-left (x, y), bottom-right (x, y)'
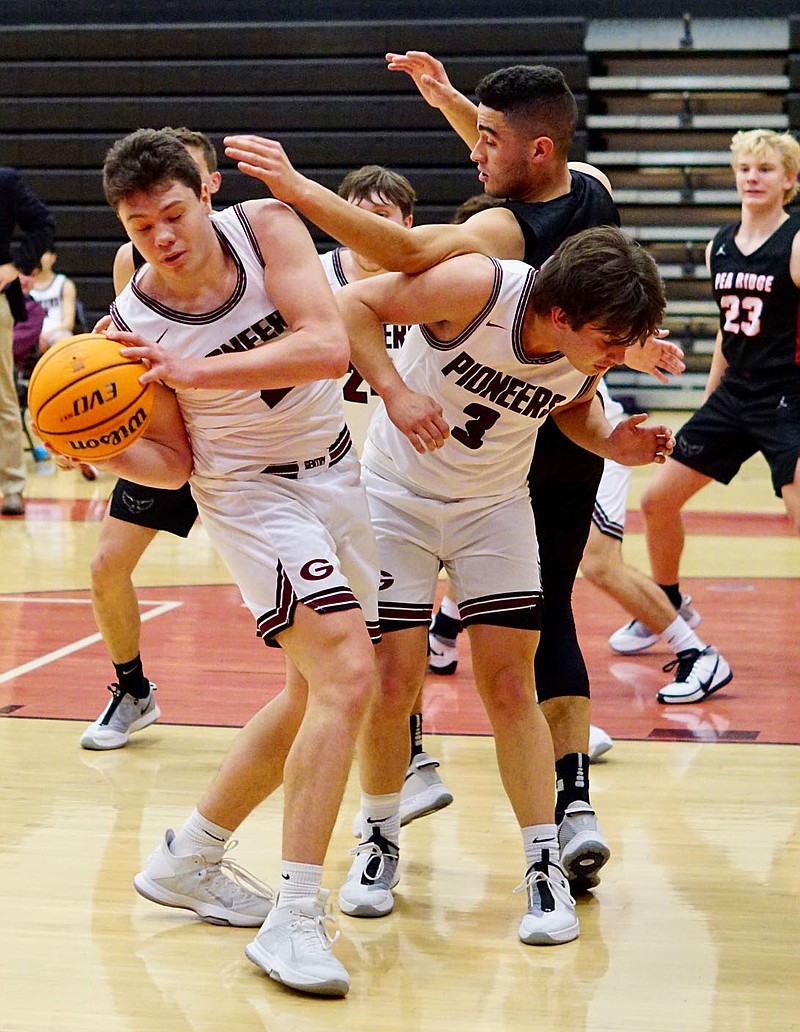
top-left (29, 249), bottom-right (78, 350)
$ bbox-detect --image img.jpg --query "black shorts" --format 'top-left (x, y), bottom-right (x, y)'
top-left (108, 479), bottom-right (198, 537)
top-left (672, 373), bottom-right (800, 497)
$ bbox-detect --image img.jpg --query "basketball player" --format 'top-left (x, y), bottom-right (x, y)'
top-left (81, 129), bottom-right (220, 750)
top-left (99, 128), bottom-right (379, 997)
top-left (329, 225), bottom-right (670, 943)
top-left (638, 128), bottom-right (800, 703)
top-left (323, 164), bottom-right (454, 830)
top-left (224, 58), bottom-right (683, 890)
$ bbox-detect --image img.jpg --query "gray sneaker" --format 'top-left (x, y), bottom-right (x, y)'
top-left (80, 683), bottom-right (160, 750)
top-left (134, 829), bottom-right (274, 927)
top-left (608, 593), bottom-right (701, 655)
top-left (351, 750), bottom-right (454, 836)
top-left (558, 801), bottom-right (611, 885)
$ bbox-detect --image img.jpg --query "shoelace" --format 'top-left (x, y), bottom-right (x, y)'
top-left (200, 839), bottom-right (274, 904)
top-left (348, 840), bottom-right (395, 884)
top-left (513, 863), bottom-right (575, 912)
top-left (662, 648), bottom-right (702, 680)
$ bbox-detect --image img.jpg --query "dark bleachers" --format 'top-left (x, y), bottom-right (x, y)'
top-left (2, 17), bottom-right (588, 324)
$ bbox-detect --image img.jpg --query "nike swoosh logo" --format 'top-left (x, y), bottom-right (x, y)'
top-left (281, 873), bottom-right (290, 880)
top-left (486, 321), bottom-right (506, 329)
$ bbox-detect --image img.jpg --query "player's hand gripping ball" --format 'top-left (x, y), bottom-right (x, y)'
top-left (27, 333), bottom-right (155, 460)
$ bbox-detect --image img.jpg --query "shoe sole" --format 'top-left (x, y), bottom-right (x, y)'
top-left (245, 940), bottom-right (350, 997)
top-left (80, 702), bottom-right (161, 751)
top-left (351, 786), bottom-right (454, 837)
top-left (560, 834), bottom-right (611, 881)
top-left (519, 916), bottom-right (580, 946)
top-left (401, 785), bottom-right (454, 826)
top-left (337, 892), bottom-right (395, 918)
top-left (657, 668), bottom-right (732, 705)
top-left (133, 871), bottom-right (267, 927)
top-left (428, 659), bottom-right (458, 675)
top-left (588, 739), bottom-right (613, 764)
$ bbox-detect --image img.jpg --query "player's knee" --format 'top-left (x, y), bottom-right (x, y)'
top-left (579, 541), bottom-right (615, 587)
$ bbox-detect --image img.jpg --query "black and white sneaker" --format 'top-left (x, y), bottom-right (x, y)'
top-left (428, 631), bottom-right (458, 675)
top-left (338, 829), bottom-right (400, 918)
top-left (80, 683), bottom-right (160, 750)
top-left (658, 646), bottom-right (732, 704)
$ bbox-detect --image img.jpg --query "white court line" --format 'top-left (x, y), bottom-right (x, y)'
top-left (0, 598), bottom-right (182, 684)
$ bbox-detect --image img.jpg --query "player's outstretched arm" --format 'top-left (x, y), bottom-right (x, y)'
top-left (385, 51), bottom-right (480, 149)
top-left (553, 394), bottom-right (674, 465)
top-left (224, 135), bottom-right (523, 274)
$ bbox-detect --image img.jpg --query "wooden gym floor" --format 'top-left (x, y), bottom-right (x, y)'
top-left (1, 424), bottom-right (799, 1031)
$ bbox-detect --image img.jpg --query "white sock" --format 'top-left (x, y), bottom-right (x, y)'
top-left (522, 823), bottom-right (559, 870)
top-left (171, 808), bottom-right (232, 856)
top-left (440, 594), bottom-right (461, 621)
top-left (277, 860), bottom-right (323, 905)
top-left (361, 791), bottom-right (401, 846)
top-left (663, 616), bottom-right (704, 656)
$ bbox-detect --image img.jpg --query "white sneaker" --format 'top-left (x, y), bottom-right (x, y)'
top-left (428, 632), bottom-right (458, 674)
top-left (245, 890), bottom-right (350, 998)
top-left (558, 802), bottom-right (611, 885)
top-left (351, 750), bottom-right (454, 836)
top-left (658, 646), bottom-right (732, 704)
top-left (515, 852), bottom-right (579, 945)
top-left (80, 684), bottom-right (160, 750)
top-left (608, 593), bottom-right (701, 654)
top-left (338, 832), bottom-right (400, 918)
top-left (133, 829), bottom-right (274, 927)
top-left (588, 724), bottom-right (613, 763)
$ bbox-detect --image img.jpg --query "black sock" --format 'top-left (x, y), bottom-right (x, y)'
top-left (658, 582), bottom-right (683, 610)
top-left (555, 753), bottom-right (591, 824)
top-left (430, 611), bottom-right (462, 641)
top-left (409, 712), bottom-right (423, 762)
top-left (113, 654), bottom-right (150, 699)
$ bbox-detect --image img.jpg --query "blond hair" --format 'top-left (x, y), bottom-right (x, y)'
top-left (730, 129), bottom-right (800, 204)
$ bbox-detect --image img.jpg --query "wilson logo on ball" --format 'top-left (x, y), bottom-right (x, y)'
top-left (65, 407), bottom-right (150, 453)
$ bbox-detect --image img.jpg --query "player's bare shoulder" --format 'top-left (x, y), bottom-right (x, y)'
top-left (455, 204), bottom-right (524, 261)
top-left (568, 161), bottom-right (613, 196)
top-left (237, 196), bottom-right (298, 230)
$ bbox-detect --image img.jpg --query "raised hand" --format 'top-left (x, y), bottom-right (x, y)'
top-left (385, 51), bottom-right (456, 109)
top-left (223, 135), bottom-right (307, 206)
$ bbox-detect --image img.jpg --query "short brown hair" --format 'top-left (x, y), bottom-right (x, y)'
top-left (337, 165), bottom-right (416, 219)
top-left (163, 126), bottom-right (218, 175)
top-left (531, 226), bottom-right (665, 348)
top-left (103, 128), bottom-right (202, 209)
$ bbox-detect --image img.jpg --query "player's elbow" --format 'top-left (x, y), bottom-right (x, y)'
top-left (321, 331), bottom-right (351, 380)
top-left (167, 451), bottom-right (194, 488)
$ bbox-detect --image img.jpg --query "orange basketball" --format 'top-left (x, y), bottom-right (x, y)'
top-left (27, 333), bottom-right (155, 461)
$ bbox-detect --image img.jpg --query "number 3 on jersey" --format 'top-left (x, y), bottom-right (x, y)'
top-left (451, 402), bottom-right (500, 450)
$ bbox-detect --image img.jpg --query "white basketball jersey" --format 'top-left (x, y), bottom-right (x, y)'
top-left (363, 258), bottom-right (599, 501)
top-left (111, 204), bottom-right (346, 482)
top-left (320, 246), bottom-right (410, 454)
top-left (30, 273), bottom-right (66, 336)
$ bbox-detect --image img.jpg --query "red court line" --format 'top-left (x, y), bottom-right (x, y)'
top-left (1, 579), bottom-right (798, 746)
top-left (625, 509), bottom-right (792, 536)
